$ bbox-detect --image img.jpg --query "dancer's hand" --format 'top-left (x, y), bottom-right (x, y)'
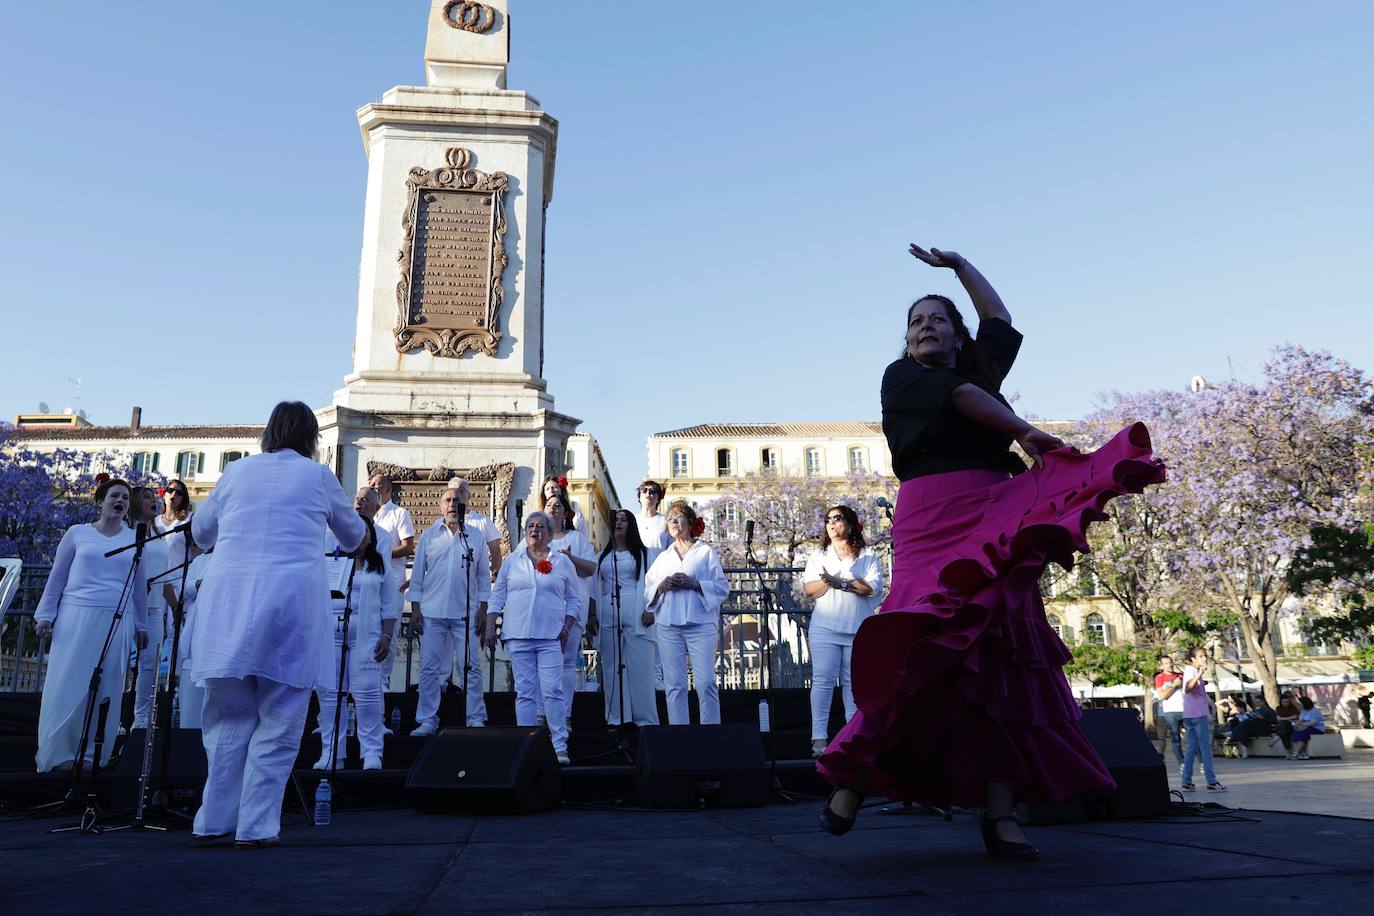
top-left (909, 244), bottom-right (967, 271)
top-left (35, 619), bottom-right (52, 638)
top-left (1017, 426), bottom-right (1065, 469)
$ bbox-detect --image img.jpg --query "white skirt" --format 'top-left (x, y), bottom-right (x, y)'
top-left (36, 602), bottom-right (133, 772)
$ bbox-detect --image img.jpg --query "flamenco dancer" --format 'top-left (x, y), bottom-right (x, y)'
top-left (817, 245), bottom-right (1166, 859)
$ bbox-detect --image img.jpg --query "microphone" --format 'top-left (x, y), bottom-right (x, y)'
top-left (456, 502), bottom-right (467, 526)
top-left (745, 519), bottom-right (755, 548)
top-left (875, 497), bottom-right (893, 510)
top-left (136, 521), bottom-right (148, 544)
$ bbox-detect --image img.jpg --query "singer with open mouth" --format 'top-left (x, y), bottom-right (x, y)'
top-left (815, 246), bottom-right (1166, 860)
top-left (33, 477), bottom-right (150, 773)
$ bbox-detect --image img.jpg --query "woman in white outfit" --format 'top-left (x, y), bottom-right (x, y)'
top-left (802, 504), bottom-right (884, 757)
top-left (34, 478), bottom-right (149, 772)
top-left (634, 480), bottom-right (670, 562)
top-left (645, 502), bottom-right (729, 725)
top-left (597, 509), bottom-right (660, 728)
top-left (188, 401), bottom-right (364, 848)
top-left (540, 494), bottom-right (597, 728)
top-left (131, 485), bottom-right (178, 730)
top-left (484, 512), bottom-right (582, 764)
top-left (315, 516), bottom-right (398, 771)
top-left (542, 475), bottom-right (588, 534)
top-left (176, 549), bottom-right (214, 728)
top-left (156, 479), bottom-right (195, 565)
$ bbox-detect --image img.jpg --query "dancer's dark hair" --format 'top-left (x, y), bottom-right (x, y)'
top-left (904, 294), bottom-right (1003, 388)
top-left (599, 508), bottom-right (649, 579)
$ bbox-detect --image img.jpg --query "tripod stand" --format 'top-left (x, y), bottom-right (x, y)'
top-left (743, 538), bottom-right (788, 800)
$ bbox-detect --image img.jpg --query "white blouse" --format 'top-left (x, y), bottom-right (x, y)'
top-left (803, 545), bottom-right (884, 635)
top-left (489, 551), bottom-right (582, 641)
top-left (408, 518), bottom-right (493, 619)
top-left (515, 529), bottom-right (596, 625)
top-left (635, 513), bottom-right (670, 564)
top-left (35, 523), bottom-right (149, 632)
top-left (645, 540), bottom-right (730, 628)
top-left (597, 549), bottom-right (651, 636)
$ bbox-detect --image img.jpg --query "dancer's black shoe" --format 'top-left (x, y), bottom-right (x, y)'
top-left (818, 787), bottom-right (859, 836)
top-left (980, 816), bottom-right (1039, 860)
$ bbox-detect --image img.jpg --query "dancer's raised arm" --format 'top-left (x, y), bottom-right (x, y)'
top-left (909, 244), bottom-right (1012, 325)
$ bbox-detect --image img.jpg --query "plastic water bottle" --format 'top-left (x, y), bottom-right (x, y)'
top-left (575, 653), bottom-right (587, 690)
top-left (758, 698), bottom-right (771, 733)
top-left (314, 779), bottom-right (332, 826)
top-left (390, 706), bottom-right (401, 733)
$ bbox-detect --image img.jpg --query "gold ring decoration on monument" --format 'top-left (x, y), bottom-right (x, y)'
top-left (443, 1), bottom-right (495, 34)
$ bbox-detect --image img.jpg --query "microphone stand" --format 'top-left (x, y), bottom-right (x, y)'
top-left (611, 550), bottom-right (626, 732)
top-left (743, 535), bottom-right (785, 800)
top-left (457, 508), bottom-right (475, 729)
top-left (47, 525), bottom-right (146, 832)
top-left (325, 556), bottom-right (360, 805)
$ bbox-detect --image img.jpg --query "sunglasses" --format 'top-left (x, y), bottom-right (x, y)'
top-left (825, 515), bottom-right (847, 523)
top-left (639, 487), bottom-right (661, 495)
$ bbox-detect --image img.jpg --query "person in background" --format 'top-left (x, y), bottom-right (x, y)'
top-left (34, 478), bottom-right (149, 772)
top-left (1227, 695), bottom-right (1276, 758)
top-left (1181, 646), bottom-right (1225, 792)
top-left (1289, 696), bottom-right (1326, 760)
top-left (409, 488), bottom-right (492, 736)
top-left (802, 505), bottom-right (884, 758)
top-left (176, 548), bottom-right (214, 728)
top-left (1154, 655), bottom-right (1186, 773)
top-left (596, 509), bottom-right (659, 728)
top-left (369, 473), bottom-right (416, 586)
top-left (130, 485), bottom-right (178, 730)
top-left (645, 502), bottom-right (729, 725)
top-left (541, 474), bottom-right (587, 534)
top-left (447, 477), bottom-right (504, 577)
top-left (634, 480), bottom-right (671, 562)
top-left (484, 512), bottom-right (582, 764)
top-left (1270, 691), bottom-right (1302, 751)
top-left (1357, 692), bottom-right (1371, 730)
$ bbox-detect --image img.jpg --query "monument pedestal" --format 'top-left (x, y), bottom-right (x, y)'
top-left (324, 0), bottom-right (575, 535)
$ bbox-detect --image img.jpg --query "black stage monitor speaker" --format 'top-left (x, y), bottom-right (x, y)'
top-left (112, 728), bottom-right (207, 812)
top-left (636, 724), bottom-right (769, 809)
top-left (405, 726), bottom-right (562, 814)
top-left (1021, 707), bottom-right (1169, 824)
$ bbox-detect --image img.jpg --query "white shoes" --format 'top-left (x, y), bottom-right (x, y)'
top-left (363, 756), bottom-right (382, 771)
top-left (410, 722), bottom-right (437, 737)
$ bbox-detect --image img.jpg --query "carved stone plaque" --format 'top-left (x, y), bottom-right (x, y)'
top-left (395, 147), bottom-right (509, 358)
top-left (366, 460), bottom-right (516, 550)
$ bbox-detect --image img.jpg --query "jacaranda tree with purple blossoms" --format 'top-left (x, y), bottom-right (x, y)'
top-left (0, 428), bottom-right (142, 564)
top-left (1088, 346), bottom-right (1374, 705)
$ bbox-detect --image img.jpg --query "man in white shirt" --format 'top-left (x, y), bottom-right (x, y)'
top-left (369, 474), bottom-right (416, 580)
top-left (410, 488), bottom-right (492, 735)
top-left (447, 477), bottom-right (503, 577)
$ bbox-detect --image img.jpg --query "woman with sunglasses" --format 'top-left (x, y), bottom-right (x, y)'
top-left (634, 479), bottom-right (671, 563)
top-left (645, 502), bottom-right (729, 725)
top-left (815, 246), bottom-right (1166, 860)
top-left (597, 509), bottom-right (659, 728)
top-left (802, 505), bottom-right (883, 758)
top-left (156, 478), bottom-right (196, 564)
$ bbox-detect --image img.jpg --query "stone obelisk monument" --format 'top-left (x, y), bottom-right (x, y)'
top-left (319, 0), bottom-right (575, 542)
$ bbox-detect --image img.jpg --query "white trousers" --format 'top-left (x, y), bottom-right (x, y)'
top-left (808, 627), bottom-right (856, 741)
top-left (194, 675), bottom-right (310, 842)
top-left (133, 606), bottom-right (167, 728)
top-left (508, 638), bottom-right (567, 754)
top-left (656, 622), bottom-right (720, 725)
top-left (417, 616), bottom-right (487, 728)
top-left (598, 622), bottom-right (660, 727)
top-left (558, 622), bottom-right (584, 725)
top-left (315, 619), bottom-right (385, 764)
top-left (177, 621), bottom-right (205, 729)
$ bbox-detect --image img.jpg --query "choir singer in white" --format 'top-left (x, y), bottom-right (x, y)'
top-left (802, 504), bottom-right (883, 757)
top-left (188, 401), bottom-right (364, 848)
top-left (596, 509), bottom-right (660, 728)
top-left (410, 487), bottom-right (492, 735)
top-left (34, 477), bottom-right (149, 772)
top-left (484, 512), bottom-right (581, 764)
top-left (645, 502), bottom-right (729, 725)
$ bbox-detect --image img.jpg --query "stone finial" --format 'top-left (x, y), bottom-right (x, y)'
top-left (424, 0), bottom-right (510, 90)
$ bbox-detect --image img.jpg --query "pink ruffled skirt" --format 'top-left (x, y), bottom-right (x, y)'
top-left (817, 423), bottom-right (1166, 807)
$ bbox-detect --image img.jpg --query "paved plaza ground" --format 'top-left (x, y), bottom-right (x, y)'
top-left (3, 752), bottom-right (1373, 914)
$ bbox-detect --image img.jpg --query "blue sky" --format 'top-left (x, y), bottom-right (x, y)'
top-left (3, 1), bottom-right (1371, 499)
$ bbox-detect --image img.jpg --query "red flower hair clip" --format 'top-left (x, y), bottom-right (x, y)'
top-left (556, 475), bottom-right (568, 488)
top-left (535, 559), bottom-right (553, 575)
top-left (854, 521), bottom-right (863, 533)
top-left (157, 487), bottom-right (167, 497)
top-left (94, 472), bottom-right (110, 485)
top-left (689, 518), bottom-right (706, 539)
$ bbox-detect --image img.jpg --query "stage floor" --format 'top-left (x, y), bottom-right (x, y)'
top-left (3, 798), bottom-right (1374, 914)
